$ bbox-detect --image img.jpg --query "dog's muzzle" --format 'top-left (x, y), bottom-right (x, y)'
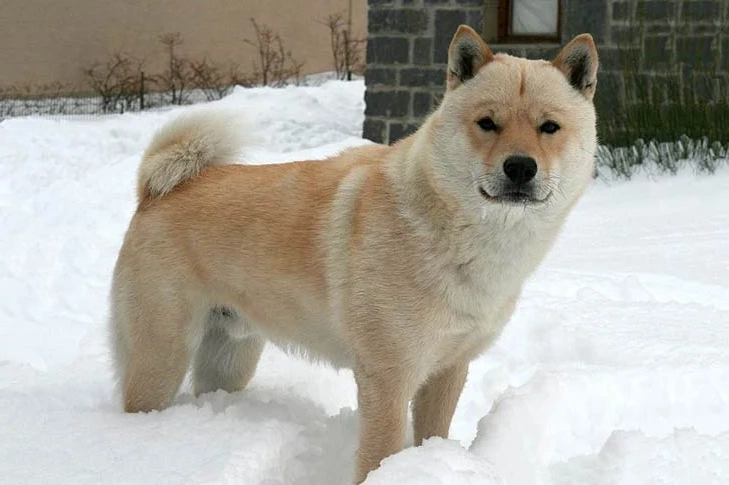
top-left (478, 156), bottom-right (551, 204)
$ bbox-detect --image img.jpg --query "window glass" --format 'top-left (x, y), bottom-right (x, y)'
top-left (511, 0), bottom-right (559, 35)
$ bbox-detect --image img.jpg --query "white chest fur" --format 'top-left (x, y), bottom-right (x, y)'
top-left (416, 213), bottom-right (560, 369)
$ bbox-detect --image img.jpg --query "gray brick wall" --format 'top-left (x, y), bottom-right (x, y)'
top-left (597, 0), bottom-right (729, 130)
top-left (363, 0), bottom-right (729, 145)
top-left (364, 0), bottom-right (484, 143)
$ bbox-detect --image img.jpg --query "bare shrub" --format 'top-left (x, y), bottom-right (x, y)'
top-left (319, 11), bottom-right (365, 80)
top-left (230, 70), bottom-right (262, 89)
top-left (3, 19), bottom-right (311, 119)
top-left (189, 58), bottom-right (237, 101)
top-left (243, 18), bottom-right (304, 87)
top-left (157, 32), bottom-right (192, 105)
top-left (82, 53), bottom-right (143, 113)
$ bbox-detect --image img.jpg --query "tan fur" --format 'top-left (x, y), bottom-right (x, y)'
top-left (109, 26), bottom-right (599, 484)
top-left (137, 107), bottom-right (251, 203)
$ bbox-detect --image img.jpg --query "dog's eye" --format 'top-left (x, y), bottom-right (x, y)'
top-left (540, 121), bottom-right (560, 134)
top-left (477, 117), bottom-right (498, 132)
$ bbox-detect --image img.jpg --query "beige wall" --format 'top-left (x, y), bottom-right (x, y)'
top-left (0, 0), bottom-right (367, 92)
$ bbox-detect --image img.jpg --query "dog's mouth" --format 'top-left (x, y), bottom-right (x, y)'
top-left (478, 186), bottom-right (551, 205)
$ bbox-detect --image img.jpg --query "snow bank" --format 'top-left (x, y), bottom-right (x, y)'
top-left (364, 438), bottom-right (504, 485)
top-left (551, 429), bottom-right (729, 485)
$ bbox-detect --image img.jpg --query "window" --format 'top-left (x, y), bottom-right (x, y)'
top-left (495, 0), bottom-right (562, 43)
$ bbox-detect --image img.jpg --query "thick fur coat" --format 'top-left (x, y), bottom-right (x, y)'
top-left (109, 26), bottom-right (599, 483)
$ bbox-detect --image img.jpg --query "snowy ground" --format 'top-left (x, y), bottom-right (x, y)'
top-left (1, 80), bottom-right (728, 485)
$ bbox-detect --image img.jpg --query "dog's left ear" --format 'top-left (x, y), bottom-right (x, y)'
top-left (447, 25), bottom-right (494, 91)
top-left (552, 34), bottom-right (599, 100)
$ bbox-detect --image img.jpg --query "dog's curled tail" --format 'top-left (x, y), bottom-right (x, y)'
top-left (137, 108), bottom-right (250, 205)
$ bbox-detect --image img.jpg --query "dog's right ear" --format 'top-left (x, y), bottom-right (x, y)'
top-left (552, 34), bottom-right (599, 100)
top-left (447, 25), bottom-right (494, 91)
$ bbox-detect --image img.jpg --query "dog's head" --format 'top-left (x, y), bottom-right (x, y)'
top-left (429, 25), bottom-right (598, 223)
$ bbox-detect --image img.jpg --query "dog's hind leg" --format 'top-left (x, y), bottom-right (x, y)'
top-left (110, 279), bottom-right (198, 413)
top-left (192, 308), bottom-right (264, 396)
top-left (117, 312), bottom-right (194, 413)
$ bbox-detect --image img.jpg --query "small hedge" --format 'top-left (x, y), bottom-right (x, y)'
top-left (595, 136), bottom-right (728, 180)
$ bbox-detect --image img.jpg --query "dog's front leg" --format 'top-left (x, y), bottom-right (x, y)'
top-left (411, 360), bottom-right (469, 445)
top-left (353, 366), bottom-right (410, 484)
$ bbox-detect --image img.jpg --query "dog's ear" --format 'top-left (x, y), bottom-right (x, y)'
top-left (552, 34), bottom-right (599, 100)
top-left (447, 25), bottom-right (494, 91)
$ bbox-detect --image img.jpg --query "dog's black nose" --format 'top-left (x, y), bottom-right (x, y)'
top-left (503, 156), bottom-right (538, 184)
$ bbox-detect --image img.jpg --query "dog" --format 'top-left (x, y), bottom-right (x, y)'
top-left (109, 25), bottom-right (599, 483)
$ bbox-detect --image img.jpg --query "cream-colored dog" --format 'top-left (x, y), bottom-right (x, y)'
top-left (110, 25), bottom-right (598, 483)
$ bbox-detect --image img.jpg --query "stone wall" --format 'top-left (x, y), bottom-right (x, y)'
top-left (363, 0), bottom-right (729, 145)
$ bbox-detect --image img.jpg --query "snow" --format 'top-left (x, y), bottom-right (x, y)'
top-left (1, 79), bottom-right (728, 485)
